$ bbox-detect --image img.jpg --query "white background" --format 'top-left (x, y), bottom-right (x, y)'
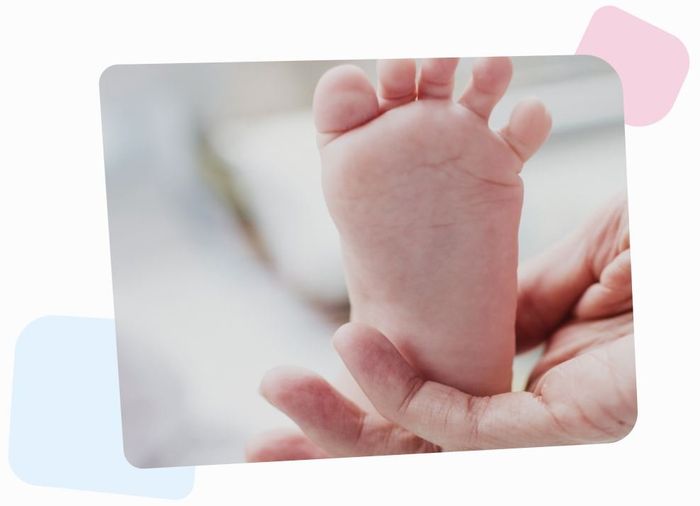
top-left (0, 0), bottom-right (698, 504)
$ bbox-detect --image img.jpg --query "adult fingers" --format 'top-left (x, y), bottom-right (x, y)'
top-left (516, 195), bottom-right (630, 351)
top-left (334, 323), bottom-right (569, 450)
top-left (246, 429), bottom-right (328, 462)
top-left (259, 366), bottom-right (438, 457)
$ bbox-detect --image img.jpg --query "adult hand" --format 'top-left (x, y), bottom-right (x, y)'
top-left (247, 197), bottom-right (636, 461)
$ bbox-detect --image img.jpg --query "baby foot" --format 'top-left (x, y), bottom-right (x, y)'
top-left (314, 58), bottom-right (551, 395)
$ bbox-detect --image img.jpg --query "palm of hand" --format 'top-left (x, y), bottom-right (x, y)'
top-left (511, 197), bottom-right (635, 447)
top-left (525, 312), bottom-right (636, 445)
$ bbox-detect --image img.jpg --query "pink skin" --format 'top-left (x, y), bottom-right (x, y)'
top-left (314, 57), bottom-right (552, 395)
top-left (247, 198), bottom-right (636, 460)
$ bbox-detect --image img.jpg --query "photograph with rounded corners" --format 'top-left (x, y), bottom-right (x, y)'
top-left (100, 55), bottom-right (636, 468)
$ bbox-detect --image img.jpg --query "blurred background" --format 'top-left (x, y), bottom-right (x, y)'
top-left (100, 56), bottom-right (627, 467)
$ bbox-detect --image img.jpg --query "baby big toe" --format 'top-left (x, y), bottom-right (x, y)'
top-left (313, 65), bottom-right (379, 146)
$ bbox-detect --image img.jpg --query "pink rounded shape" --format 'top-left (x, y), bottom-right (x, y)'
top-left (577, 6), bottom-right (689, 126)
